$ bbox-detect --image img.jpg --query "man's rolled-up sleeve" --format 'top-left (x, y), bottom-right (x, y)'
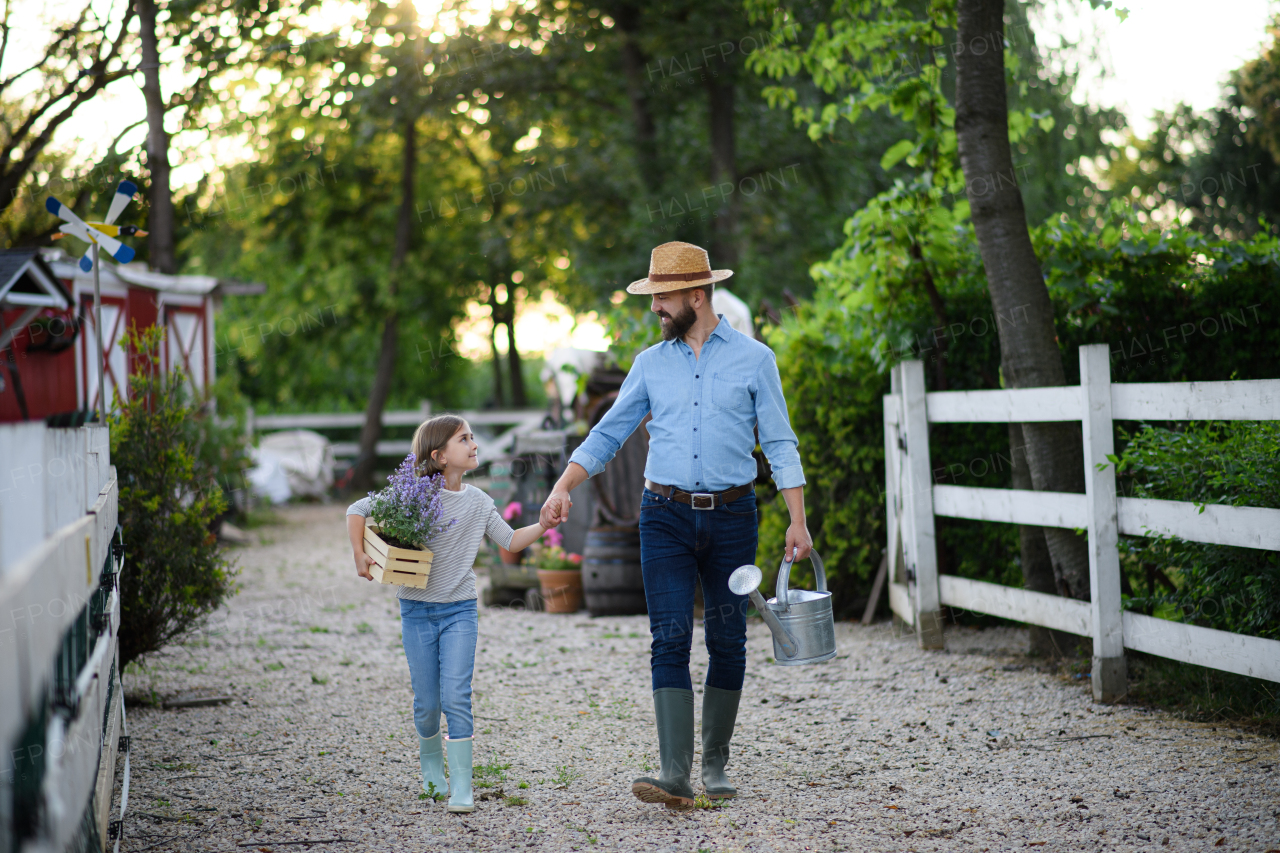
top-left (754, 352), bottom-right (806, 490)
top-left (567, 356), bottom-right (652, 478)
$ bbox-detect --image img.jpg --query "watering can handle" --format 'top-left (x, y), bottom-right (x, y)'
top-left (773, 548), bottom-right (826, 611)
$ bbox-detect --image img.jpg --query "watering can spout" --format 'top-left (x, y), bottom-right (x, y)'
top-left (728, 564), bottom-right (800, 659)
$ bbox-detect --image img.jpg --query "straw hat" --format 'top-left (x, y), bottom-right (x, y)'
top-left (626, 241), bottom-right (734, 295)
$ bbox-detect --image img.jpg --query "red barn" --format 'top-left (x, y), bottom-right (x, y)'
top-left (0, 247), bottom-right (262, 423)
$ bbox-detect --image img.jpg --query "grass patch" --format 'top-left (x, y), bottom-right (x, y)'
top-left (242, 506), bottom-right (283, 529)
top-left (693, 794), bottom-right (723, 810)
top-left (311, 673), bottom-right (329, 685)
top-left (474, 759), bottom-right (511, 788)
top-left (1124, 652), bottom-right (1280, 735)
top-left (551, 765), bottom-right (583, 788)
top-left (504, 795), bottom-right (528, 806)
top-left (356, 622), bottom-right (374, 634)
top-left (309, 626), bottom-right (330, 634)
top-left (263, 661), bottom-right (285, 672)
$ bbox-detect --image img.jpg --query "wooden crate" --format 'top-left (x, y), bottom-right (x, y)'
top-left (364, 525), bottom-right (433, 589)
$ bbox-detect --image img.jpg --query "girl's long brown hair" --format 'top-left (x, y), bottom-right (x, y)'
top-left (410, 414), bottom-right (467, 477)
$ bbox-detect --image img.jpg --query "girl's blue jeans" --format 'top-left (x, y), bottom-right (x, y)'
top-left (639, 487), bottom-right (758, 693)
top-left (399, 598), bottom-right (477, 740)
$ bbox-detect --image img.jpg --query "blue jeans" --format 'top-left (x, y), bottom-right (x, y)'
top-left (639, 487), bottom-right (758, 692)
top-left (399, 598), bottom-right (478, 740)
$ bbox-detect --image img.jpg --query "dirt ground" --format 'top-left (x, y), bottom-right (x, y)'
top-left (114, 504), bottom-right (1280, 852)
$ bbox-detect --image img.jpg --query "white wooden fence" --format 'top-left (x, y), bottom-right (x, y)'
top-left (0, 423), bottom-right (125, 850)
top-left (246, 403), bottom-right (548, 458)
top-left (883, 343), bottom-right (1280, 703)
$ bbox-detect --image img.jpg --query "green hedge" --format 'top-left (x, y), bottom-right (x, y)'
top-left (1113, 421), bottom-right (1280, 640)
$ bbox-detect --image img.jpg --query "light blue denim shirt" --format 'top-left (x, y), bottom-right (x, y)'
top-left (569, 315), bottom-right (806, 492)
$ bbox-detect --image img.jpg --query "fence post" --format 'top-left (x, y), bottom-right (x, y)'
top-left (900, 360), bottom-right (943, 649)
top-left (1080, 343), bottom-right (1126, 702)
top-left (884, 372), bottom-right (906, 634)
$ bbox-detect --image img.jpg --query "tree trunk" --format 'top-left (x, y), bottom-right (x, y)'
top-left (612, 2), bottom-right (660, 193)
top-left (351, 120), bottom-right (416, 492)
top-left (137, 0), bottom-right (175, 274)
top-left (487, 286), bottom-right (505, 406)
top-left (706, 71), bottom-right (738, 266)
top-left (504, 290), bottom-right (526, 408)
top-left (504, 322), bottom-right (526, 407)
top-left (955, 0), bottom-right (1090, 601)
top-left (1009, 423), bottom-right (1077, 656)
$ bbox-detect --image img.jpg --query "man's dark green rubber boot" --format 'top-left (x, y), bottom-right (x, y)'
top-left (631, 688), bottom-right (696, 811)
top-left (701, 685), bottom-right (742, 799)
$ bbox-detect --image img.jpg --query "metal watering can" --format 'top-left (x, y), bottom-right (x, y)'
top-left (729, 550), bottom-right (836, 666)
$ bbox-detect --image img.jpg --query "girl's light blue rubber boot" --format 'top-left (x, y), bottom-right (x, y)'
top-left (445, 736), bottom-right (474, 813)
top-left (419, 732), bottom-right (448, 800)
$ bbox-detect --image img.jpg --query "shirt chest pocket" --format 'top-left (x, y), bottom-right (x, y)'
top-left (712, 372), bottom-right (752, 411)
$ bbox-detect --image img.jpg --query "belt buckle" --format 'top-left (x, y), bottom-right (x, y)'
top-left (689, 492), bottom-right (715, 511)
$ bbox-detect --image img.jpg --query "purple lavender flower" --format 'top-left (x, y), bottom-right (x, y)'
top-left (367, 453), bottom-right (457, 548)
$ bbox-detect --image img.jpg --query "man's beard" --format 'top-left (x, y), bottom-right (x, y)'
top-left (658, 299), bottom-right (697, 341)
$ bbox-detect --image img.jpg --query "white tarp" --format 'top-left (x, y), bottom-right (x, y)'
top-left (249, 429), bottom-right (335, 502)
top-left (712, 288), bottom-right (754, 337)
top-left (247, 446), bottom-right (290, 504)
top-left (541, 347), bottom-right (605, 415)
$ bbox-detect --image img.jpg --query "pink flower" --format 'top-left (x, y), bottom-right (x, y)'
top-left (546, 526), bottom-right (563, 547)
top-left (567, 553), bottom-right (582, 565)
top-left (502, 501), bottom-right (523, 521)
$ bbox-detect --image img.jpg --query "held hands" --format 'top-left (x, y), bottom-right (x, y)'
top-left (354, 551), bottom-right (375, 581)
top-left (540, 491), bottom-right (572, 529)
top-left (784, 520), bottom-right (813, 564)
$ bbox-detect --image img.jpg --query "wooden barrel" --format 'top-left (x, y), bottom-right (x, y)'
top-left (582, 526), bottom-right (646, 616)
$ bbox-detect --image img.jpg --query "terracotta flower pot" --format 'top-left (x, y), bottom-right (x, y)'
top-left (536, 568), bottom-right (583, 614)
top-left (499, 546), bottom-right (523, 565)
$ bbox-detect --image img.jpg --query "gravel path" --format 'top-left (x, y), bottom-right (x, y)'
top-left (116, 504), bottom-right (1279, 852)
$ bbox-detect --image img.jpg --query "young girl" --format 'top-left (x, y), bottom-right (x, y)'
top-left (346, 414), bottom-right (557, 813)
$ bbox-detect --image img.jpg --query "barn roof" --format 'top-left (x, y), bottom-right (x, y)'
top-left (0, 249), bottom-right (71, 309)
top-left (38, 248), bottom-right (266, 297)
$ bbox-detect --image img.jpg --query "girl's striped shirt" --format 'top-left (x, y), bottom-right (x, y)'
top-left (347, 484), bottom-right (514, 603)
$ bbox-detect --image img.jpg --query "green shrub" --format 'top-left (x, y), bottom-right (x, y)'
top-left (185, 374), bottom-right (254, 521)
top-left (111, 326), bottom-right (237, 669)
top-left (755, 292), bottom-right (890, 617)
top-left (1112, 421), bottom-right (1280, 640)
top-left (1043, 201), bottom-right (1280, 386)
top-left (757, 204), bottom-right (1020, 614)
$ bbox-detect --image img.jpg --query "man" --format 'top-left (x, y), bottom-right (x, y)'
top-left (539, 241), bottom-right (811, 811)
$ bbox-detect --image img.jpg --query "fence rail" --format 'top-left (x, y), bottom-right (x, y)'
top-left (247, 404), bottom-right (548, 458)
top-left (883, 344), bottom-right (1280, 702)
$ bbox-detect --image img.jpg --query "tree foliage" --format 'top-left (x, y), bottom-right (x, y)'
top-left (1104, 17), bottom-right (1280, 238)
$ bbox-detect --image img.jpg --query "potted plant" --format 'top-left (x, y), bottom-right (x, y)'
top-left (498, 501), bottom-right (523, 565)
top-left (363, 454), bottom-right (454, 589)
top-left (535, 527), bottom-right (584, 613)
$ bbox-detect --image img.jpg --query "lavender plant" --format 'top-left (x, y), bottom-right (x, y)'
top-left (367, 454), bottom-right (455, 549)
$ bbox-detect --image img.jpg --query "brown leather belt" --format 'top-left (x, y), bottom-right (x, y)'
top-left (645, 479), bottom-right (754, 510)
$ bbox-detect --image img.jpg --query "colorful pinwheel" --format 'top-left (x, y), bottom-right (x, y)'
top-left (45, 180), bottom-right (146, 272)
